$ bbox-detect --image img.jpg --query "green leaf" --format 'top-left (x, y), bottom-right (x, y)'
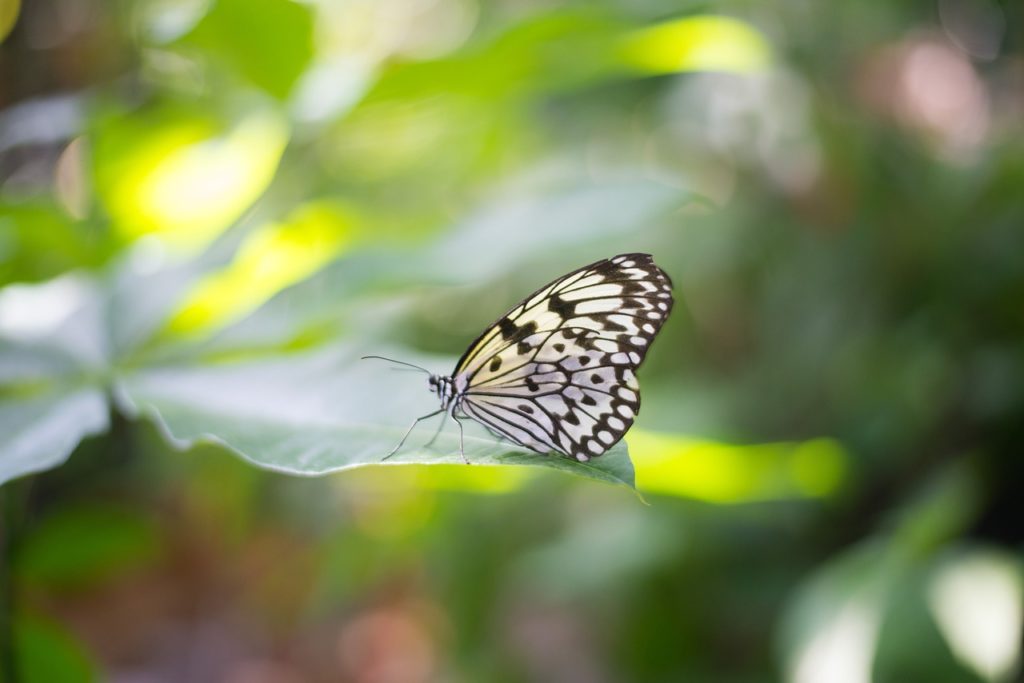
top-left (0, 339), bottom-right (83, 387)
top-left (0, 274), bottom-right (109, 372)
top-left (777, 540), bottom-right (891, 683)
top-left (173, 180), bottom-right (686, 357)
top-left (16, 504), bottom-right (159, 588)
top-left (427, 181), bottom-right (686, 284)
top-left (15, 614), bottom-right (98, 683)
top-left (0, 201), bottom-right (111, 286)
top-left (106, 238), bottom-right (239, 359)
top-left (0, 273), bottom-right (113, 484)
top-left (366, 12), bottom-right (628, 102)
top-left (182, 0), bottom-right (314, 99)
top-left (115, 346), bottom-right (635, 489)
top-left (0, 389), bottom-right (109, 486)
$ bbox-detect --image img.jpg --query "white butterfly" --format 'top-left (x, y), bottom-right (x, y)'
top-left (368, 253), bottom-right (673, 462)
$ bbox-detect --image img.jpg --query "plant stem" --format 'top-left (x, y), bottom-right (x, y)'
top-left (0, 481), bottom-right (21, 683)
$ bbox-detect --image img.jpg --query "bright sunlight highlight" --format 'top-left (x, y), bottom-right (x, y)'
top-left (168, 201), bottom-right (355, 334)
top-left (102, 111), bottom-right (288, 250)
top-left (789, 598), bottom-right (881, 683)
top-left (619, 15), bottom-right (771, 76)
top-left (627, 431), bottom-right (846, 502)
top-left (928, 550), bottom-right (1023, 681)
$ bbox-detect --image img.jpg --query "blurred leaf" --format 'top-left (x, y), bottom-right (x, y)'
top-left (0, 201), bottom-right (109, 285)
top-left (0, 389), bottom-right (109, 486)
top-left (778, 540), bottom-right (890, 683)
top-left (628, 430), bottom-right (848, 502)
top-left (17, 504), bottom-right (159, 587)
top-left (926, 547), bottom-right (1023, 682)
top-left (427, 180), bottom-right (686, 284)
top-left (780, 460), bottom-right (993, 683)
top-left (182, 0), bottom-right (314, 99)
top-left (167, 200), bottom-right (357, 335)
top-left (515, 504), bottom-right (680, 599)
top-left (115, 346), bottom-right (635, 489)
top-left (0, 273), bottom-right (109, 370)
top-left (0, 338), bottom-right (83, 387)
top-left (14, 615), bottom-right (97, 683)
top-left (161, 179), bottom-right (685, 358)
top-left (367, 12), bottom-right (628, 102)
top-left (0, 273), bottom-right (111, 484)
top-left (93, 106), bottom-right (288, 251)
top-left (0, 0), bottom-right (19, 44)
top-left (619, 15), bottom-right (772, 75)
top-left (884, 458), bottom-right (983, 559)
top-left (106, 237), bottom-right (239, 358)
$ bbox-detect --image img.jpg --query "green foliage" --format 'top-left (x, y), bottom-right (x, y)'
top-left (16, 504), bottom-right (159, 588)
top-left (183, 0), bottom-right (315, 99)
top-left (2, 0), bottom-right (1023, 680)
top-left (14, 616), bottom-right (96, 683)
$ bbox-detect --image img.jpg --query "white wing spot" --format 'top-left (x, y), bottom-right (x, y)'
top-left (587, 439), bottom-right (603, 454)
top-left (597, 430), bottom-right (614, 444)
top-left (576, 298), bottom-right (623, 315)
top-left (631, 336), bottom-right (648, 346)
top-left (616, 404), bottom-right (635, 418)
top-left (608, 416), bottom-right (625, 430)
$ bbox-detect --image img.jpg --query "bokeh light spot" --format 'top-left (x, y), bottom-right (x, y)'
top-left (928, 550), bottom-right (1023, 681)
top-left (619, 15), bottom-right (771, 76)
top-left (99, 110), bottom-right (288, 251)
top-left (169, 200), bottom-right (355, 334)
top-left (790, 439), bottom-right (847, 497)
top-left (628, 430), bottom-right (847, 502)
top-left (0, 0), bottom-right (19, 44)
top-left (790, 598), bottom-right (881, 683)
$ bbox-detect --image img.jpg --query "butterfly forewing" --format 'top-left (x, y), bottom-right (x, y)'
top-left (452, 253), bottom-right (672, 461)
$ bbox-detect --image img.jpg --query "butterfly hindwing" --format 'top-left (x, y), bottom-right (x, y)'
top-left (452, 253), bottom-right (672, 461)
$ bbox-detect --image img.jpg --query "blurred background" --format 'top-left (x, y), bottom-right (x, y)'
top-left (1, 0), bottom-right (1023, 681)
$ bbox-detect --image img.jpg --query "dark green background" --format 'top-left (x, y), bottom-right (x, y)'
top-left (1, 0), bottom-right (1022, 680)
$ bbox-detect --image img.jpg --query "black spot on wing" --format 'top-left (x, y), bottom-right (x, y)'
top-left (547, 293), bottom-right (575, 318)
top-left (498, 317), bottom-right (518, 340)
top-left (513, 321), bottom-right (538, 343)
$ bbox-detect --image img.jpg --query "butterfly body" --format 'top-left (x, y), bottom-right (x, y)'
top-left (390, 253), bottom-right (673, 463)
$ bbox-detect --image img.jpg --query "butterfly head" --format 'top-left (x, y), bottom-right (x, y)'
top-left (428, 374), bottom-right (455, 410)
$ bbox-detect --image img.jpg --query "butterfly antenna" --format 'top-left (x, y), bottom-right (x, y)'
top-left (361, 355), bottom-right (432, 375)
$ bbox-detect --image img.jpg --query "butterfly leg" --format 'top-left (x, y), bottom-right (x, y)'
top-left (451, 413), bottom-right (469, 465)
top-left (423, 411), bottom-right (449, 449)
top-left (382, 408), bottom-right (445, 461)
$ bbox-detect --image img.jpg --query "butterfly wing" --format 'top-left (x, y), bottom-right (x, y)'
top-left (453, 253), bottom-right (673, 461)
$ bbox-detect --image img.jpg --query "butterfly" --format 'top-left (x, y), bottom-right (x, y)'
top-left (366, 253), bottom-right (673, 462)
